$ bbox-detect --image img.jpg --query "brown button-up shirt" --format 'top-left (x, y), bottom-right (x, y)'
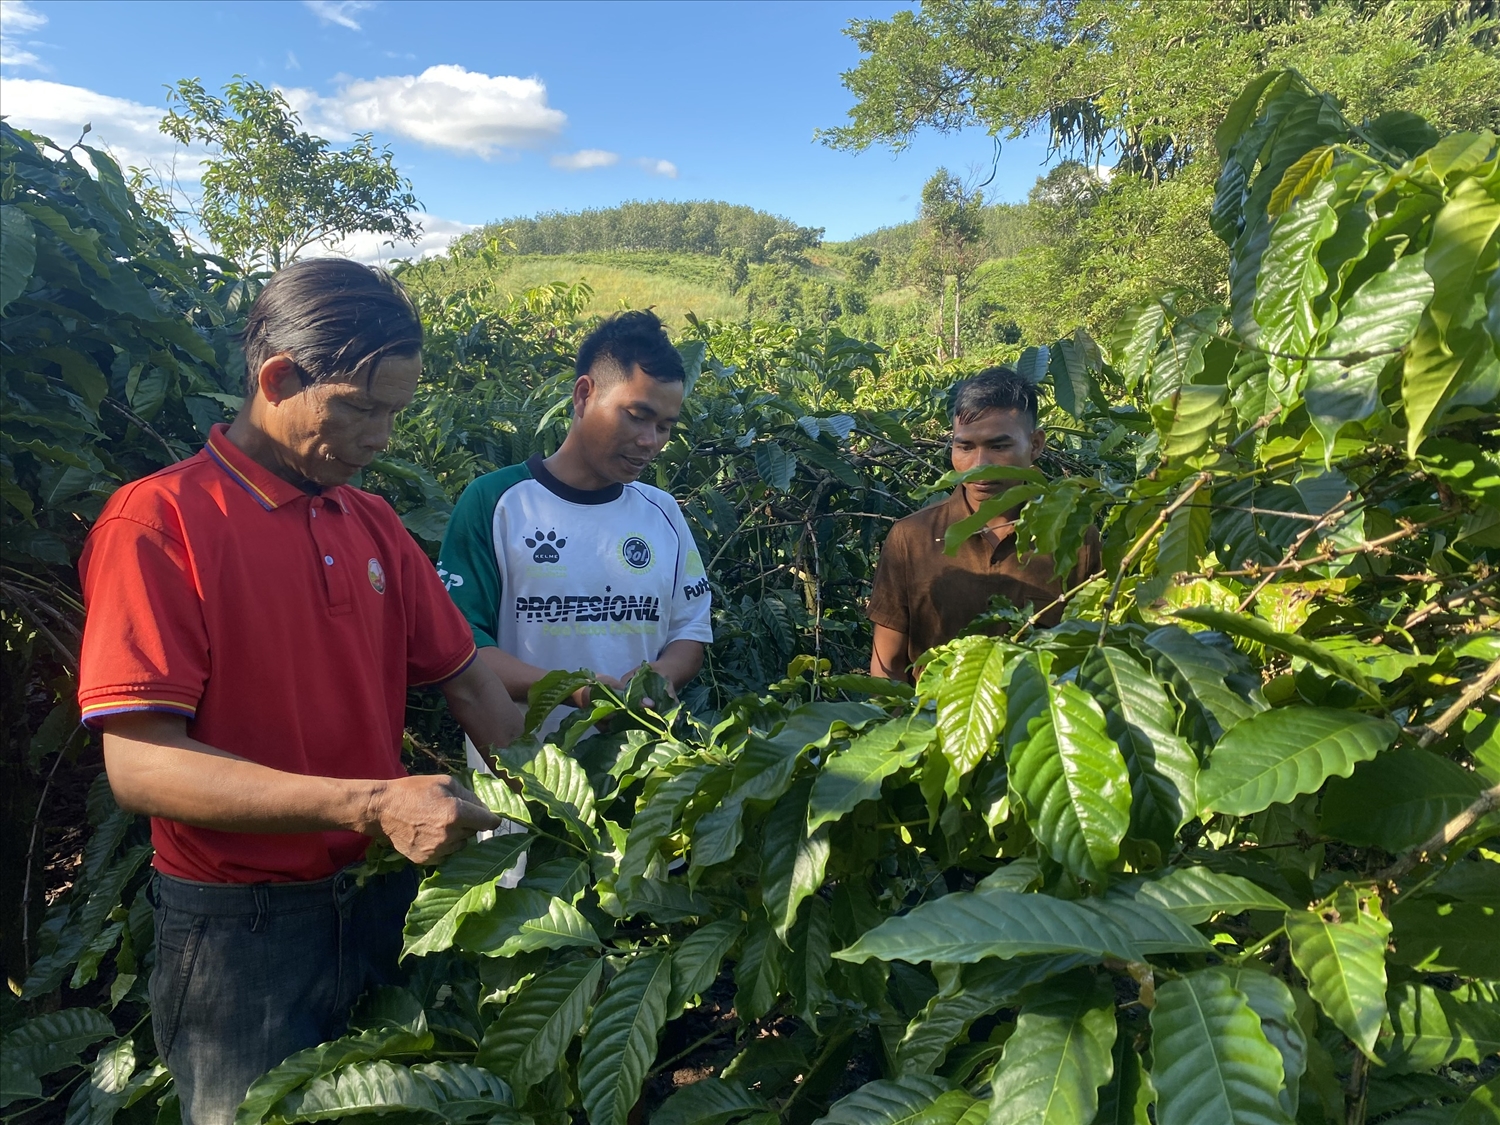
top-left (866, 488), bottom-right (1102, 672)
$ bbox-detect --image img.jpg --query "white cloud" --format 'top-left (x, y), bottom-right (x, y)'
top-left (1, 0), bottom-right (47, 32)
top-left (0, 77), bottom-right (200, 179)
top-left (1, 0), bottom-right (48, 68)
top-left (304, 0), bottom-right (370, 30)
top-left (550, 148), bottom-right (618, 171)
top-left (636, 157), bottom-right (678, 179)
top-left (317, 211), bottom-right (476, 264)
top-left (287, 65), bottom-right (566, 158)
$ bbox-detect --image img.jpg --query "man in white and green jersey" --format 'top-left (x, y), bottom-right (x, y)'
top-left (438, 310), bottom-right (712, 753)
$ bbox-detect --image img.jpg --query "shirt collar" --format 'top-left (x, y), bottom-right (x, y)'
top-left (205, 424), bottom-right (331, 512)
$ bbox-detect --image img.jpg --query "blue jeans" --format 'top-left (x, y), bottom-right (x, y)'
top-left (147, 865), bottom-right (418, 1125)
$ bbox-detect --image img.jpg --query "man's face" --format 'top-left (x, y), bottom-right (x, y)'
top-left (950, 408), bottom-right (1045, 505)
top-left (572, 364), bottom-right (684, 485)
top-left (262, 353), bottom-right (421, 487)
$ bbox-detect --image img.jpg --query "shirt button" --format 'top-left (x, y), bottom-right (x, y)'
top-left (324, 555), bottom-right (334, 566)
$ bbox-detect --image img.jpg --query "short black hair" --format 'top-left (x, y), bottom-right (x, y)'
top-left (576, 310), bottom-right (685, 384)
top-left (948, 366), bottom-right (1039, 427)
top-left (240, 258), bottom-right (422, 395)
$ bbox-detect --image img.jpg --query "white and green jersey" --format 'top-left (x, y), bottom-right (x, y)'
top-left (438, 453), bottom-right (713, 735)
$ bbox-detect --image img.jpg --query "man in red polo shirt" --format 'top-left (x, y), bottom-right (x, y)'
top-left (76, 259), bottom-right (522, 1124)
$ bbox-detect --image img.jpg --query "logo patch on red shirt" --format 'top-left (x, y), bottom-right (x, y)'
top-left (367, 557), bottom-right (386, 594)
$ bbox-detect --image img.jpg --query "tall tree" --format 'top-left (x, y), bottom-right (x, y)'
top-left (912, 167), bottom-right (985, 357)
top-left (159, 78), bottom-right (421, 269)
top-left (824, 1), bottom-right (1500, 336)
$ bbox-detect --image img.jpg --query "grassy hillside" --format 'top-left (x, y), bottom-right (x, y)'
top-left (408, 197), bottom-right (1046, 359)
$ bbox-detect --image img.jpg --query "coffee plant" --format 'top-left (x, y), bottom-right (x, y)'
top-left (5, 68), bottom-right (1500, 1125)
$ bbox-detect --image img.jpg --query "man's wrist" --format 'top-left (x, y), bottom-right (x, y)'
top-left (348, 778), bottom-right (388, 837)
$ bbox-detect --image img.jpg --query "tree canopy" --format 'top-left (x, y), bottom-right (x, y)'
top-left (159, 77), bottom-right (422, 269)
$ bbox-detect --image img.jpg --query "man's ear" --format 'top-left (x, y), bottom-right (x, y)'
top-left (1029, 427), bottom-right (1047, 460)
top-left (256, 355), bottom-right (303, 406)
top-left (571, 373), bottom-right (595, 418)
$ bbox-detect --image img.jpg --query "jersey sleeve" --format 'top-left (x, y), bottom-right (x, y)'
top-left (437, 477), bottom-right (504, 649)
top-left (77, 514), bottom-right (210, 727)
top-left (663, 500), bottom-right (714, 648)
top-left (399, 529), bottom-right (478, 685)
top-left (865, 523), bottom-right (912, 635)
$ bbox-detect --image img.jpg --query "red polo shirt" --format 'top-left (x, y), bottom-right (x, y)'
top-left (77, 424), bottom-right (476, 883)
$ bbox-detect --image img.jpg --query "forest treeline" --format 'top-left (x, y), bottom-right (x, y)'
top-left (463, 200), bottom-right (823, 262)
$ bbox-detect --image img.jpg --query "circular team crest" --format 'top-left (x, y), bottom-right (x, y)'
top-left (367, 557), bottom-right (386, 594)
top-left (619, 535), bottom-right (654, 571)
top-left (685, 549), bottom-right (705, 578)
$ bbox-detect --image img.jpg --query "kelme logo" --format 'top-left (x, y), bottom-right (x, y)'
top-left (367, 557), bottom-right (386, 594)
top-left (620, 535), bottom-right (653, 571)
top-left (525, 529), bottom-right (566, 564)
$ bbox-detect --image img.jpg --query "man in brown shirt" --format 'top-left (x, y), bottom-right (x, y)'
top-left (868, 367), bottom-right (1102, 680)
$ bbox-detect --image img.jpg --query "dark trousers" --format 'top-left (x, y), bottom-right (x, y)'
top-left (147, 865), bottom-right (418, 1125)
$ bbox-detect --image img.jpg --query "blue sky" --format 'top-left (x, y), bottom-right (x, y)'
top-left (1, 0), bottom-right (1057, 256)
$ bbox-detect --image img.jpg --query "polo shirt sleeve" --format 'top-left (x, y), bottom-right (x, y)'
top-left (399, 529), bottom-right (478, 686)
top-left (663, 501), bottom-right (714, 648)
top-left (437, 477), bottom-right (503, 649)
top-left (866, 521), bottom-right (912, 635)
top-left (77, 514), bottom-right (209, 727)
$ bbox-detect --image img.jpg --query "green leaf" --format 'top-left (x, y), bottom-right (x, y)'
top-left (522, 669), bottom-right (593, 736)
top-left (754, 441), bottom-right (797, 490)
top-left (813, 1076), bottom-right (955, 1125)
top-left (809, 716), bottom-right (933, 831)
top-left (234, 1024), bottom-right (433, 1124)
top-left (988, 971), bottom-right (1117, 1125)
top-left (496, 739), bottom-right (598, 848)
top-left (468, 770), bottom-right (531, 825)
top-left (1092, 1031), bottom-right (1154, 1125)
top-left (1150, 970), bottom-right (1293, 1125)
top-left (761, 776), bottom-right (831, 939)
top-left (455, 887), bottom-right (601, 959)
top-left (1110, 301), bottom-right (1168, 392)
top-left (1215, 969), bottom-right (1307, 1119)
top-left (578, 953), bottom-right (673, 1125)
top-left (1321, 748), bottom-right (1486, 852)
top-left (1425, 177), bottom-right (1500, 338)
top-left (1106, 866), bottom-right (1287, 925)
top-left (618, 762), bottom-right (716, 907)
top-left (1286, 888), bottom-right (1391, 1057)
top-left (1253, 173), bottom-right (1342, 401)
top-left (1138, 625), bottom-right (1266, 744)
top-left (1174, 606), bottom-right (1381, 700)
top-left (692, 703), bottom-right (882, 874)
top-left (0, 1007), bottom-right (116, 1107)
top-left (669, 918), bottom-right (744, 1014)
top-left (1077, 647), bottom-right (1199, 850)
top-left (0, 206), bottom-right (37, 312)
top-left (270, 1059), bottom-right (442, 1122)
top-left (1156, 384), bottom-right (1227, 462)
top-left (1197, 708), bottom-right (1397, 817)
top-left (1455, 1077), bottom-right (1500, 1125)
top-left (1215, 70), bottom-right (1287, 160)
top-left (834, 889), bottom-right (1142, 966)
top-left (935, 637), bottom-right (1020, 778)
top-left (653, 1077), bottom-right (771, 1125)
top-left (401, 832), bottom-right (532, 958)
top-left (1391, 897), bottom-right (1500, 978)
top-left (897, 956), bottom-right (1089, 1077)
top-left (1076, 896), bottom-right (1212, 956)
top-left (786, 896), bottom-right (832, 1026)
top-left (1308, 251), bottom-right (1432, 457)
top-left (734, 915), bottom-right (784, 1021)
top-left (477, 957), bottom-right (601, 1092)
top-left (1381, 980), bottom-right (1500, 1072)
top-left (1006, 656), bottom-right (1132, 883)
